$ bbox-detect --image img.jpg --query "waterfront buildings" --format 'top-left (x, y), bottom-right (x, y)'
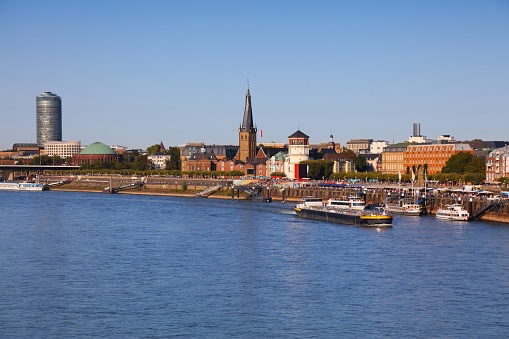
top-left (369, 140), bottom-right (388, 154)
top-left (12, 143), bottom-right (40, 156)
top-left (381, 143), bottom-right (409, 174)
top-left (147, 152), bottom-right (171, 169)
top-left (346, 139), bottom-right (372, 154)
top-left (181, 87), bottom-right (270, 177)
top-left (404, 143), bottom-right (474, 174)
top-left (267, 151), bottom-right (286, 175)
top-left (285, 130), bottom-right (310, 180)
top-left (323, 152), bottom-right (355, 173)
top-left (358, 153), bottom-right (382, 172)
top-left (311, 135), bottom-right (341, 153)
top-left (44, 141), bottom-right (81, 158)
top-left (36, 91), bottom-right (62, 147)
top-left (486, 146), bottom-right (509, 182)
top-left (72, 142), bottom-right (119, 165)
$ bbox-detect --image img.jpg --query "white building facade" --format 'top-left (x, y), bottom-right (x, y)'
top-left (285, 130), bottom-right (309, 180)
top-left (486, 146), bottom-right (509, 183)
top-left (370, 140), bottom-right (388, 154)
top-left (148, 152), bottom-right (171, 169)
top-left (44, 141), bottom-right (81, 158)
top-left (346, 139), bottom-right (372, 154)
top-left (267, 151), bottom-right (286, 176)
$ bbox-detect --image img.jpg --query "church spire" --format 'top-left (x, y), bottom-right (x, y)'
top-left (241, 87), bottom-right (256, 132)
top-left (237, 84), bottom-right (257, 162)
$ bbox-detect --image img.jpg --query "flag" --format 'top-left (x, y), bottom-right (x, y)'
top-left (398, 171), bottom-right (401, 183)
top-left (411, 170), bottom-right (415, 182)
top-left (260, 130), bottom-right (263, 138)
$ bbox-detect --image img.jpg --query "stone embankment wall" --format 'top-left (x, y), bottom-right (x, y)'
top-left (50, 178), bottom-right (509, 223)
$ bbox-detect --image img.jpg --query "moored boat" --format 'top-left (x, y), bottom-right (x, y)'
top-left (385, 197), bottom-right (423, 216)
top-left (326, 195), bottom-right (366, 210)
top-left (295, 197), bottom-right (393, 227)
top-left (436, 204), bottom-right (469, 221)
top-left (0, 182), bottom-right (47, 191)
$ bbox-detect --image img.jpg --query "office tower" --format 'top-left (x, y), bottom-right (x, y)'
top-left (413, 123), bottom-right (421, 137)
top-left (36, 91), bottom-right (62, 146)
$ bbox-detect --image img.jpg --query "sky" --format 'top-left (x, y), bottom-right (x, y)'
top-left (1, 0), bottom-right (508, 150)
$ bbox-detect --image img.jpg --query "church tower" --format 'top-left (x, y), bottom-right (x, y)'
top-left (238, 87), bottom-right (257, 162)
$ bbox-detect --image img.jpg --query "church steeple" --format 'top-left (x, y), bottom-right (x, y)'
top-left (240, 88), bottom-right (256, 133)
top-left (238, 85), bottom-right (257, 162)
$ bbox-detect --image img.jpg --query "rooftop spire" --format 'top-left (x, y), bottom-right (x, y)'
top-left (241, 86), bottom-right (255, 132)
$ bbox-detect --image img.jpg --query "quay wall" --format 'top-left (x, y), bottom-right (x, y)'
top-left (48, 178), bottom-right (509, 223)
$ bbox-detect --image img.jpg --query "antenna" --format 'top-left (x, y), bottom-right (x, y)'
top-left (247, 78), bottom-right (249, 89)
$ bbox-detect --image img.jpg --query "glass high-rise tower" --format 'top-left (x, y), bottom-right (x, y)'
top-left (36, 91), bottom-right (62, 146)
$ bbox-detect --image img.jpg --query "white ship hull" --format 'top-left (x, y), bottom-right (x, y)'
top-left (0, 182), bottom-right (45, 191)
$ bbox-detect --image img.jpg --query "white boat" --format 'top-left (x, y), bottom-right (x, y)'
top-left (385, 198), bottom-right (423, 216)
top-left (0, 182), bottom-right (46, 191)
top-left (298, 196), bottom-right (324, 207)
top-left (326, 195), bottom-right (366, 211)
top-left (436, 204), bottom-right (469, 221)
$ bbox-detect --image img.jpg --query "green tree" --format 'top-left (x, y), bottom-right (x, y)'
top-left (31, 155), bottom-right (66, 166)
top-left (302, 160), bottom-right (334, 179)
top-left (442, 152), bottom-right (484, 174)
top-left (464, 156), bottom-right (485, 174)
top-left (146, 144), bottom-right (161, 155)
top-left (132, 155), bottom-right (151, 171)
top-left (355, 156), bottom-right (367, 172)
top-left (166, 146), bottom-right (181, 171)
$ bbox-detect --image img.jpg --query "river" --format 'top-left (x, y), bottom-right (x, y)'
top-left (1, 191), bottom-right (509, 338)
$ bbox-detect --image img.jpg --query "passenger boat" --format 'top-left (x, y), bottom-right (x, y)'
top-left (295, 197), bottom-right (393, 227)
top-left (326, 195), bottom-right (366, 210)
top-left (0, 182), bottom-right (47, 191)
top-left (385, 197), bottom-right (423, 216)
top-left (436, 204), bottom-right (469, 221)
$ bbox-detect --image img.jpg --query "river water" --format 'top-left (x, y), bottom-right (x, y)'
top-left (1, 191), bottom-right (509, 338)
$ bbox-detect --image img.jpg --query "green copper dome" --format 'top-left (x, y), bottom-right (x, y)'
top-left (80, 142), bottom-right (116, 155)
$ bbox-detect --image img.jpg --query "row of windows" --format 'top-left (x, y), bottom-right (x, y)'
top-left (290, 140), bottom-right (308, 145)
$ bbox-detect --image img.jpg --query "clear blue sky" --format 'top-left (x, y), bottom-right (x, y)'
top-left (1, 0), bottom-right (508, 150)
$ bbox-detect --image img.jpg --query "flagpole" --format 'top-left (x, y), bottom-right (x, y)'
top-left (411, 169), bottom-right (415, 202)
top-left (424, 169), bottom-right (427, 197)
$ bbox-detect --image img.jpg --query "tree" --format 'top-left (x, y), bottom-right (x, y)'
top-left (166, 146), bottom-right (181, 171)
top-left (464, 156), bottom-right (485, 174)
top-left (146, 144), bottom-right (161, 155)
top-left (355, 156), bottom-right (367, 172)
top-left (31, 155), bottom-right (64, 165)
top-left (302, 160), bottom-right (334, 179)
top-left (132, 155), bottom-right (151, 171)
top-left (442, 152), bottom-right (484, 174)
